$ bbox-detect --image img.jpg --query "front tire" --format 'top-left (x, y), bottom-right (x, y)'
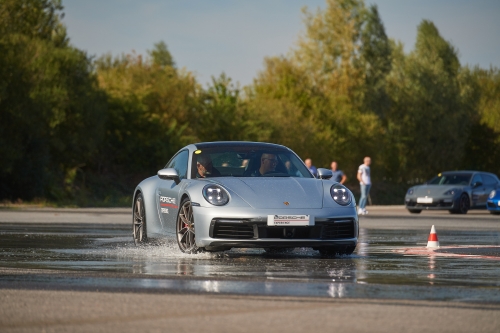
top-left (408, 209), bottom-right (422, 214)
top-left (133, 193), bottom-right (147, 245)
top-left (450, 194), bottom-right (470, 214)
top-left (176, 198), bottom-right (199, 253)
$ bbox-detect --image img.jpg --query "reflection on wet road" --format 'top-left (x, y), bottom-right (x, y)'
top-left (1, 221), bottom-right (500, 302)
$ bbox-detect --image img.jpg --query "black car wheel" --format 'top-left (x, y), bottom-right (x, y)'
top-left (408, 209), bottom-right (422, 214)
top-left (490, 211), bottom-right (500, 215)
top-left (133, 193), bottom-right (147, 245)
top-left (176, 198), bottom-right (199, 254)
top-left (450, 194), bottom-right (470, 214)
top-left (319, 245), bottom-right (355, 256)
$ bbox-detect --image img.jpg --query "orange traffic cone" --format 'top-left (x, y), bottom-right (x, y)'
top-left (426, 225), bottom-right (440, 248)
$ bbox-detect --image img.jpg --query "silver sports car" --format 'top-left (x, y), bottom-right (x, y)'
top-left (132, 141), bottom-right (358, 255)
top-left (405, 170), bottom-right (500, 214)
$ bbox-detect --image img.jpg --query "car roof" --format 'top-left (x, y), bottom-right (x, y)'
top-left (441, 170), bottom-right (497, 175)
top-left (440, 171), bottom-right (499, 179)
top-left (440, 171), bottom-right (490, 175)
top-left (193, 141), bottom-right (290, 150)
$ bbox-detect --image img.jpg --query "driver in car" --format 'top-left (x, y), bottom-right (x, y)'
top-left (196, 154), bottom-right (221, 178)
top-left (251, 153), bottom-right (278, 176)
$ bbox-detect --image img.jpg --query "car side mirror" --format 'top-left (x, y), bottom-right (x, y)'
top-left (473, 181), bottom-right (483, 188)
top-left (317, 168), bottom-right (333, 180)
top-left (158, 168), bottom-right (180, 184)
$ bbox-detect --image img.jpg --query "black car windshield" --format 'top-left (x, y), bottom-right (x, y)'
top-left (190, 145), bottom-right (313, 178)
top-left (428, 173), bottom-right (472, 186)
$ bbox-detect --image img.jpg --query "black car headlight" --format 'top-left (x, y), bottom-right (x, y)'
top-left (490, 190), bottom-right (497, 199)
top-left (407, 189), bottom-right (414, 195)
top-left (330, 185), bottom-right (351, 206)
top-left (202, 184), bottom-right (229, 206)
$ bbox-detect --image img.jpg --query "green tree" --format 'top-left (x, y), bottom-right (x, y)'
top-left (148, 41), bottom-right (175, 68)
top-left (385, 20), bottom-right (468, 180)
top-left (249, 0), bottom-right (381, 175)
top-left (360, 4), bottom-right (392, 118)
top-left (195, 73), bottom-right (247, 142)
top-left (94, 48), bottom-right (198, 181)
top-left (0, 0), bottom-right (67, 45)
top-left (0, 0), bottom-right (106, 201)
top-left (461, 67), bottom-right (500, 174)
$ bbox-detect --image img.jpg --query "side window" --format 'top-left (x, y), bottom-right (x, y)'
top-left (167, 150), bottom-right (189, 180)
top-left (482, 174), bottom-right (498, 186)
top-left (471, 174), bottom-right (483, 186)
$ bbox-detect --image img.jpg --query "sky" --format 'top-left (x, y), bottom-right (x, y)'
top-left (62, 0), bottom-right (500, 87)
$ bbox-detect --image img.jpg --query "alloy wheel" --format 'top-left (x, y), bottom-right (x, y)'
top-left (176, 199), bottom-right (198, 253)
top-left (133, 193), bottom-right (147, 245)
top-left (458, 194), bottom-right (470, 214)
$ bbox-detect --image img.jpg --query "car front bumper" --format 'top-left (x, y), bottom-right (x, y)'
top-left (192, 206), bottom-right (358, 249)
top-left (487, 199), bottom-right (500, 212)
top-left (405, 197), bottom-right (456, 210)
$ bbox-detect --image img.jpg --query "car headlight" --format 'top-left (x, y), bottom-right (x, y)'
top-left (444, 188), bottom-right (459, 195)
top-left (330, 185), bottom-right (351, 206)
top-left (407, 189), bottom-right (414, 195)
top-left (202, 184), bottom-right (229, 206)
top-left (490, 190), bottom-right (497, 199)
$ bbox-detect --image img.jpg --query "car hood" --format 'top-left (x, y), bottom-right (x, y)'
top-left (411, 185), bottom-right (465, 197)
top-left (207, 177), bottom-right (324, 209)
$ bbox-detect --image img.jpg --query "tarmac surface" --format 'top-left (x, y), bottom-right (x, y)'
top-left (1, 206), bottom-right (499, 332)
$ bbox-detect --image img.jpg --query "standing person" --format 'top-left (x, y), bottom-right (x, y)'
top-left (304, 158), bottom-right (317, 178)
top-left (330, 161), bottom-right (347, 184)
top-left (357, 156), bottom-right (371, 215)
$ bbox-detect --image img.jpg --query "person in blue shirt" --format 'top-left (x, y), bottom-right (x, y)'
top-left (304, 158), bottom-right (317, 178)
top-left (330, 161), bottom-right (347, 184)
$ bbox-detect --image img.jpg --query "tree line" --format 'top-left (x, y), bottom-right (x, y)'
top-left (1, 0), bottom-right (499, 206)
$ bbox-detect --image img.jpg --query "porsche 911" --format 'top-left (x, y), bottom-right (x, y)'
top-left (132, 141), bottom-right (358, 255)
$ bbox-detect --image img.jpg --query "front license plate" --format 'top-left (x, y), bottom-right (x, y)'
top-left (417, 197), bottom-right (433, 204)
top-left (267, 215), bottom-right (313, 226)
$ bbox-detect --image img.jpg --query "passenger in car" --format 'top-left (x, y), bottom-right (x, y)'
top-left (196, 154), bottom-right (221, 178)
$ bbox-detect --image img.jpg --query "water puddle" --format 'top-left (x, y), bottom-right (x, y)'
top-left (1, 223), bottom-right (500, 301)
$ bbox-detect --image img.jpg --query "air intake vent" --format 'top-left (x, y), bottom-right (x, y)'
top-left (212, 222), bottom-right (254, 239)
top-left (321, 220), bottom-right (355, 239)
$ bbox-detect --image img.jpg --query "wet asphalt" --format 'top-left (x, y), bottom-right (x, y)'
top-left (1, 207), bottom-right (499, 303)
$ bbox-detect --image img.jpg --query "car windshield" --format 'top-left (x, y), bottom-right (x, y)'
top-left (428, 173), bottom-right (472, 186)
top-left (190, 146), bottom-right (313, 178)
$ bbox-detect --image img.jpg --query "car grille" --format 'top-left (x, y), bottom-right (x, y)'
top-left (320, 220), bottom-right (355, 239)
top-left (210, 218), bottom-right (355, 240)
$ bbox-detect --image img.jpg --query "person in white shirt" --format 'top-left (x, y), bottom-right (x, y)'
top-left (357, 157), bottom-right (371, 215)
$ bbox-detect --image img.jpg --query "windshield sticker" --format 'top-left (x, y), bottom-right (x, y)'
top-left (195, 150), bottom-right (202, 154)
